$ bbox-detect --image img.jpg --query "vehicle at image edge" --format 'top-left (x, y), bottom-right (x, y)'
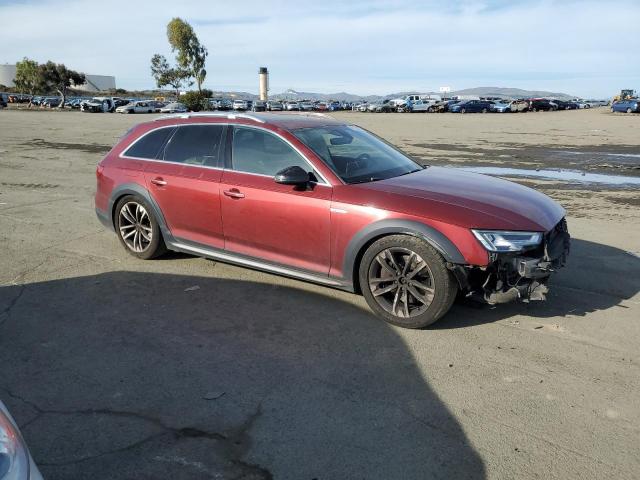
top-left (266, 101), bottom-right (283, 111)
top-left (159, 102), bottom-right (188, 114)
top-left (529, 99), bottom-right (557, 112)
top-left (449, 100), bottom-right (494, 113)
top-left (95, 112), bottom-right (571, 329)
top-left (611, 99), bottom-right (640, 113)
top-left (116, 100), bottom-right (157, 114)
top-left (0, 400), bottom-right (44, 480)
top-left (0, 93), bottom-right (7, 108)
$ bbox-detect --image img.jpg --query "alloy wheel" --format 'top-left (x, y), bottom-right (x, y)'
top-left (368, 247), bottom-right (435, 318)
top-left (118, 201), bottom-right (153, 253)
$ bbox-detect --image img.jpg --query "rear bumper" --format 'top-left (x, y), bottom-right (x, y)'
top-left (457, 219), bottom-right (570, 304)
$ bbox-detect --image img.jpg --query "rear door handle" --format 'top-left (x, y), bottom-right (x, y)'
top-left (150, 177), bottom-right (167, 186)
top-left (223, 189), bottom-right (245, 199)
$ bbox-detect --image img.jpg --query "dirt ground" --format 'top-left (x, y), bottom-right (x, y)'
top-left (0, 108), bottom-right (639, 479)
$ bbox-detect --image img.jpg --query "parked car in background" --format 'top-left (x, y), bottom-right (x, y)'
top-left (232, 99), bottom-right (249, 111)
top-left (0, 399), bottom-right (44, 479)
top-left (490, 100), bottom-right (513, 113)
top-left (300, 102), bottom-right (315, 111)
top-left (116, 100), bottom-right (156, 114)
top-left (252, 100), bottom-right (267, 112)
top-left (82, 97), bottom-right (115, 113)
top-left (408, 99), bottom-right (436, 112)
top-left (95, 112), bottom-right (570, 329)
top-left (160, 102), bottom-right (188, 114)
top-left (611, 99), bottom-right (640, 113)
top-left (286, 102), bottom-right (301, 111)
top-left (529, 99), bottom-right (557, 112)
top-left (217, 99), bottom-right (232, 111)
top-left (374, 100), bottom-right (396, 113)
top-left (0, 93), bottom-right (7, 108)
top-left (266, 101), bottom-right (283, 111)
top-left (328, 101), bottom-right (342, 111)
top-left (41, 97), bottom-right (61, 108)
top-left (550, 100), bottom-right (574, 110)
top-left (315, 102), bottom-right (329, 111)
top-left (450, 100), bottom-right (494, 113)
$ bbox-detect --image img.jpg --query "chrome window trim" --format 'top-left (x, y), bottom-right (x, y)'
top-left (120, 122), bottom-right (331, 185)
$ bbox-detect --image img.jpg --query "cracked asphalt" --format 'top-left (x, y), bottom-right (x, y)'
top-left (0, 110), bottom-right (639, 479)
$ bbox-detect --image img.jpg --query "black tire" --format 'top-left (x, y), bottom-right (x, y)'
top-left (114, 195), bottom-right (166, 260)
top-left (460, 108), bottom-right (466, 114)
top-left (359, 235), bottom-right (458, 329)
top-left (481, 108), bottom-right (487, 114)
top-left (128, 109), bottom-right (134, 114)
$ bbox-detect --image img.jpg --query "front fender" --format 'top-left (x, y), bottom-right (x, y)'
top-left (341, 219), bottom-right (467, 287)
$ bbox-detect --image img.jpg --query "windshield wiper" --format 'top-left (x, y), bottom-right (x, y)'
top-left (349, 176), bottom-right (384, 184)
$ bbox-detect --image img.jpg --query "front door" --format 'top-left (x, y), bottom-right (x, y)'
top-left (220, 126), bottom-right (332, 274)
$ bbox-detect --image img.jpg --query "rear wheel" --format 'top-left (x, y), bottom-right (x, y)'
top-left (481, 108), bottom-right (487, 113)
top-left (359, 235), bottom-right (458, 328)
top-left (627, 108), bottom-right (632, 114)
top-left (460, 108), bottom-right (466, 114)
top-left (115, 195), bottom-right (166, 260)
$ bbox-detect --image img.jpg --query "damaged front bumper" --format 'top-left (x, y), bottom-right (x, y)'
top-left (456, 219), bottom-right (570, 304)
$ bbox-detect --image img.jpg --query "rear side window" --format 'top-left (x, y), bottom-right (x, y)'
top-left (124, 127), bottom-right (175, 159)
top-left (162, 125), bottom-right (224, 167)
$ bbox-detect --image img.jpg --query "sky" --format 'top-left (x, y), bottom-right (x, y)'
top-left (1, 0), bottom-right (638, 97)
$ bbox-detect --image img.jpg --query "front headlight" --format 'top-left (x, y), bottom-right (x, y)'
top-left (0, 410), bottom-right (29, 480)
top-left (472, 230), bottom-right (542, 252)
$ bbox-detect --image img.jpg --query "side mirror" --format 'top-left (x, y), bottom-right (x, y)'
top-left (274, 166), bottom-right (310, 186)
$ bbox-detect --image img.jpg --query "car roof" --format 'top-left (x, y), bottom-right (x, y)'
top-left (151, 112), bottom-right (345, 130)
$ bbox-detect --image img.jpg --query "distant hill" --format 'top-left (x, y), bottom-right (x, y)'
top-left (138, 86), bottom-right (576, 102)
top-left (268, 87), bottom-right (576, 102)
top-left (450, 86), bottom-right (575, 100)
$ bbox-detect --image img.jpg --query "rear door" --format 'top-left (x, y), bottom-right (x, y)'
top-left (142, 123), bottom-right (226, 248)
top-left (220, 125), bottom-right (332, 274)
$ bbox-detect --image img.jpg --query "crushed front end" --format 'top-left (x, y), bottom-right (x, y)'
top-left (456, 219), bottom-right (570, 304)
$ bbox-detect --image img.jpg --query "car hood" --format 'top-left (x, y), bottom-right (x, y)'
top-left (350, 167), bottom-right (565, 231)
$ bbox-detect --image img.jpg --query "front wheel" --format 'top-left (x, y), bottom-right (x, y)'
top-left (115, 195), bottom-right (166, 260)
top-left (359, 235), bottom-right (458, 328)
top-left (627, 108), bottom-right (632, 114)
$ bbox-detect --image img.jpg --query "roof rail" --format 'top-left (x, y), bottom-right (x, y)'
top-left (154, 112), bottom-right (266, 123)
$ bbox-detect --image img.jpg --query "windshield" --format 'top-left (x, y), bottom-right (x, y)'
top-left (293, 125), bottom-right (423, 184)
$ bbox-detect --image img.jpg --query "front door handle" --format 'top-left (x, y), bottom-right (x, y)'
top-left (150, 177), bottom-right (167, 186)
top-left (223, 189), bottom-right (245, 199)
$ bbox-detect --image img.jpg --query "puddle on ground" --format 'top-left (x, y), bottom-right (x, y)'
top-left (457, 166), bottom-right (640, 186)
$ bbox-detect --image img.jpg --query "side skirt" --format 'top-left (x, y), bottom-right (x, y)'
top-left (166, 238), bottom-right (355, 293)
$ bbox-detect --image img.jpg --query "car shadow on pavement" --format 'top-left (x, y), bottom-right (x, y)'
top-left (440, 238), bottom-right (640, 329)
top-left (0, 272), bottom-right (486, 480)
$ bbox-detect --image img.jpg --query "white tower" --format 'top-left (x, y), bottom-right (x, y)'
top-left (259, 67), bottom-right (269, 101)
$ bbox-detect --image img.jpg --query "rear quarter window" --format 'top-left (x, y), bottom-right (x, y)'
top-left (123, 126), bottom-right (176, 159)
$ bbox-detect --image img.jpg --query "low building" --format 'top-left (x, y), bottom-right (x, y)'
top-left (0, 64), bottom-right (116, 92)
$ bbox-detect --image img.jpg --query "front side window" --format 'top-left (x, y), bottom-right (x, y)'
top-left (124, 127), bottom-right (176, 160)
top-left (231, 126), bottom-right (319, 179)
top-left (162, 125), bottom-right (224, 167)
top-left (293, 125), bottom-right (422, 184)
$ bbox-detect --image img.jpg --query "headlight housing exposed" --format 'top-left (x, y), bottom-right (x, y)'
top-left (472, 230), bottom-right (542, 253)
top-left (0, 409), bottom-right (29, 480)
